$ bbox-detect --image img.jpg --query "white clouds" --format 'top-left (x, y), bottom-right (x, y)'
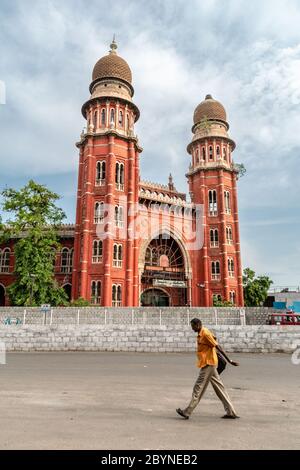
top-left (1, 0), bottom-right (300, 284)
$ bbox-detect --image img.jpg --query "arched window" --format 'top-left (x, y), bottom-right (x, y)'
top-left (228, 258), bottom-right (234, 277)
top-left (60, 248), bottom-right (73, 273)
top-left (126, 113), bottom-right (130, 130)
top-left (94, 202), bottom-right (104, 224)
top-left (216, 145), bottom-right (220, 158)
top-left (230, 291), bottom-right (236, 305)
top-left (110, 108), bottom-right (115, 125)
top-left (223, 147), bottom-right (227, 160)
top-left (112, 284), bottom-right (122, 307)
top-left (101, 108), bottom-right (106, 126)
top-left (96, 161), bottom-right (106, 186)
top-left (91, 280), bottom-right (101, 304)
top-left (211, 260), bottom-right (221, 280)
top-left (226, 226), bottom-right (233, 244)
top-left (202, 147), bottom-right (206, 161)
top-left (210, 229), bottom-right (219, 248)
top-left (114, 206), bottom-right (124, 228)
top-left (209, 146), bottom-right (213, 160)
top-left (113, 243), bottom-right (123, 267)
top-left (0, 248), bottom-right (10, 273)
top-left (208, 190), bottom-right (218, 216)
top-left (195, 149), bottom-right (199, 163)
top-left (93, 111), bottom-right (97, 130)
top-left (92, 240), bottom-right (103, 263)
top-left (119, 110), bottom-right (123, 126)
top-left (224, 191), bottom-right (231, 214)
top-left (115, 162), bottom-right (124, 191)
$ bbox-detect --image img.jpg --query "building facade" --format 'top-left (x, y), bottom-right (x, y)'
top-left (0, 40), bottom-right (244, 307)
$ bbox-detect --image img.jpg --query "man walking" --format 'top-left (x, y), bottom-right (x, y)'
top-left (176, 318), bottom-right (240, 420)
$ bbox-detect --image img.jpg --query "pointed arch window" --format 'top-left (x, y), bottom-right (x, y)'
top-left (208, 190), bottom-right (218, 216)
top-left (209, 146), bottom-right (213, 160)
top-left (110, 108), bottom-right (115, 125)
top-left (119, 110), bottom-right (123, 126)
top-left (223, 146), bottom-right (227, 160)
top-left (93, 111), bottom-right (98, 130)
top-left (216, 145), bottom-right (220, 159)
top-left (115, 162), bottom-right (124, 191)
top-left (94, 201), bottom-right (104, 224)
top-left (224, 191), bottom-right (231, 214)
top-left (101, 108), bottom-right (106, 126)
top-left (0, 248), bottom-right (10, 273)
top-left (115, 205), bottom-right (124, 228)
top-left (112, 284), bottom-right (122, 307)
top-left (96, 161), bottom-right (106, 186)
top-left (113, 243), bottom-right (123, 267)
top-left (210, 229), bottom-right (219, 248)
top-left (91, 280), bottom-right (101, 305)
top-left (228, 258), bottom-right (235, 277)
top-left (211, 260), bottom-right (221, 280)
top-left (92, 240), bottom-right (103, 263)
top-left (202, 147), bottom-right (206, 161)
top-left (226, 226), bottom-right (233, 245)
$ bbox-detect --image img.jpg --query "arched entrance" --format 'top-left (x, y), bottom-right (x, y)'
top-left (0, 284), bottom-right (5, 306)
top-left (141, 288), bottom-right (170, 307)
top-left (62, 283), bottom-right (72, 301)
top-left (140, 234), bottom-right (188, 306)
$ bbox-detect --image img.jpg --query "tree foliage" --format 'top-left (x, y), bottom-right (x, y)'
top-left (0, 180), bottom-right (68, 306)
top-left (243, 267), bottom-right (273, 307)
top-left (212, 298), bottom-right (234, 307)
top-left (234, 163), bottom-right (247, 178)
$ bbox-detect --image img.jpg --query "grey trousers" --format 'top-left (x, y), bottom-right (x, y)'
top-left (184, 365), bottom-right (237, 417)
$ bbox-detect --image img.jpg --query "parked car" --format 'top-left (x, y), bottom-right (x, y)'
top-left (267, 312), bottom-right (300, 325)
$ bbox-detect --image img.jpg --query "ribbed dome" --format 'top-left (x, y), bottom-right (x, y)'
top-left (193, 94), bottom-right (227, 125)
top-left (92, 40), bottom-right (132, 85)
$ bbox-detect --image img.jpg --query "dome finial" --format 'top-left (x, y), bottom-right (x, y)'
top-left (110, 35), bottom-right (118, 54)
top-left (205, 94), bottom-right (213, 100)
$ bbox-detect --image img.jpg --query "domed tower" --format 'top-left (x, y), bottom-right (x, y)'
top-left (72, 39), bottom-right (142, 306)
top-left (187, 95), bottom-right (243, 306)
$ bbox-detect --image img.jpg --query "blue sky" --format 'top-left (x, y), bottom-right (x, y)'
top-left (0, 0), bottom-right (300, 287)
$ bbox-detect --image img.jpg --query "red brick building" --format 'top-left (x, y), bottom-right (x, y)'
top-left (0, 40), bottom-right (243, 307)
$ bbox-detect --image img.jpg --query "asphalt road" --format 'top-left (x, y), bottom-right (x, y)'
top-left (0, 352), bottom-right (299, 450)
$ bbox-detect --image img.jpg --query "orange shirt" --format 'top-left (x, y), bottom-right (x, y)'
top-left (196, 327), bottom-right (218, 368)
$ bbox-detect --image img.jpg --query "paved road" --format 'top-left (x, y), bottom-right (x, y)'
top-left (0, 352), bottom-right (299, 450)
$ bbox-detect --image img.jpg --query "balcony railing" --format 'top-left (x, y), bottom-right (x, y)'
top-left (0, 266), bottom-right (10, 273)
top-left (113, 260), bottom-right (122, 268)
top-left (60, 266), bottom-right (72, 273)
top-left (95, 179), bottom-right (105, 187)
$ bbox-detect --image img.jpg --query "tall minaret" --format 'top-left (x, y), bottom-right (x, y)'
top-left (72, 39), bottom-right (142, 306)
top-left (186, 95), bottom-right (243, 306)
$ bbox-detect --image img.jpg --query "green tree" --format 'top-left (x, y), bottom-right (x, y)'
top-left (69, 297), bottom-right (90, 307)
top-left (0, 180), bottom-right (68, 306)
top-left (213, 298), bottom-right (234, 307)
top-left (243, 268), bottom-right (273, 307)
top-left (234, 163), bottom-right (247, 179)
